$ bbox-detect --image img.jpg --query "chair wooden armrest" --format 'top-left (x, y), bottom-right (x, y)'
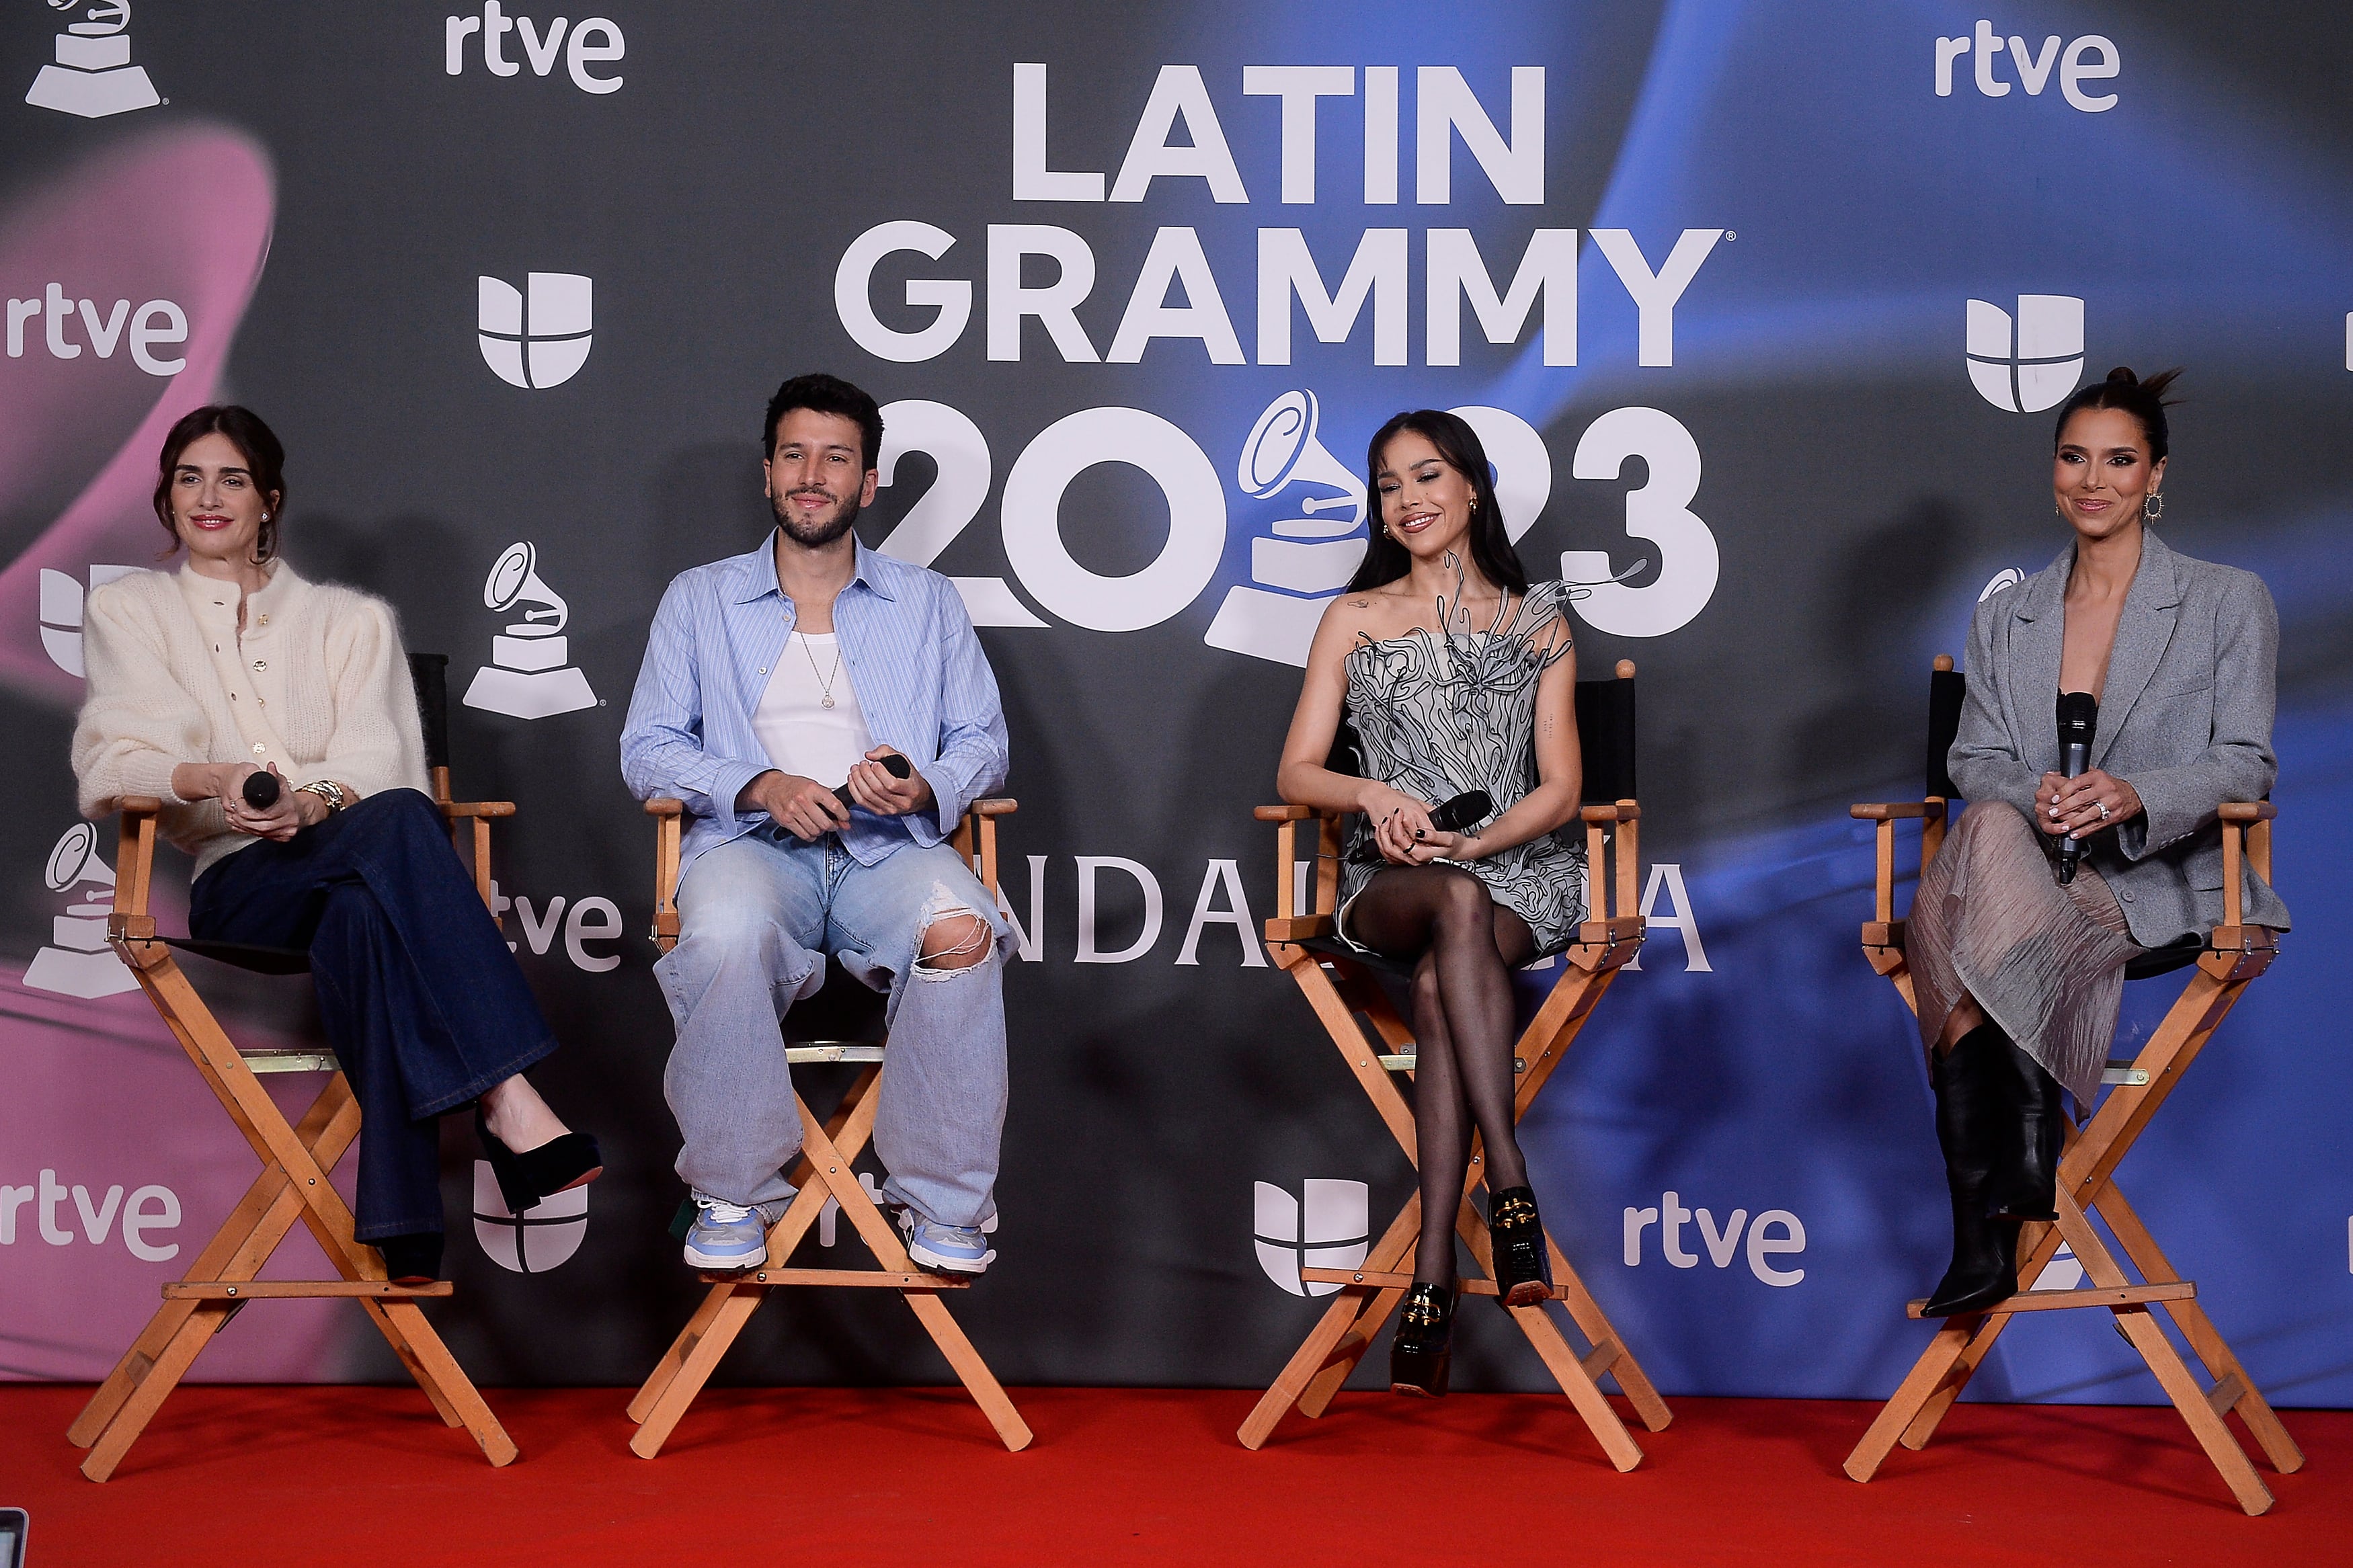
top-left (1575, 799), bottom-right (1644, 959)
top-left (648, 798), bottom-right (685, 950)
top-left (108, 802), bottom-right (163, 942)
top-left (437, 800), bottom-right (517, 820)
top-left (951, 800), bottom-right (1018, 893)
top-left (1851, 800), bottom-right (1946, 822)
top-left (1853, 797), bottom-right (1954, 932)
top-left (2217, 801), bottom-right (2279, 926)
top-left (1258, 804), bottom-right (1343, 948)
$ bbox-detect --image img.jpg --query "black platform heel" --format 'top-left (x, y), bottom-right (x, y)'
top-left (476, 1106), bottom-right (602, 1215)
top-left (1390, 1281), bottom-right (1458, 1399)
top-left (1488, 1185), bottom-right (1554, 1308)
top-left (1922, 1029), bottom-right (2022, 1316)
top-left (376, 1232), bottom-right (444, 1285)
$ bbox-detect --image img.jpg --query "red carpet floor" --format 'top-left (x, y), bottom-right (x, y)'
top-left (2, 1385), bottom-right (2342, 1567)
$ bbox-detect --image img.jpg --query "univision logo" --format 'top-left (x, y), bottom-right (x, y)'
top-left (471, 1160), bottom-right (588, 1272)
top-left (37, 564), bottom-right (135, 676)
top-left (1966, 294), bottom-right (2083, 413)
top-left (24, 1), bottom-right (159, 119)
top-left (477, 272), bottom-right (592, 389)
top-left (1253, 1178), bottom-right (1368, 1296)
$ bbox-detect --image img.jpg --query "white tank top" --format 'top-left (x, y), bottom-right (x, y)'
top-left (752, 631), bottom-right (873, 788)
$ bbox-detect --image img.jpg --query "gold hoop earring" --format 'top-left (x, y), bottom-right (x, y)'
top-left (2143, 492), bottom-right (2163, 523)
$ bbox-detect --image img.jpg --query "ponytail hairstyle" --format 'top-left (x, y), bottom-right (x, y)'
top-left (1346, 408), bottom-right (1528, 595)
top-left (2052, 365), bottom-right (2184, 464)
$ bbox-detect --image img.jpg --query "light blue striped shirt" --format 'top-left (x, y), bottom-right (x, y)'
top-left (620, 534), bottom-right (1010, 875)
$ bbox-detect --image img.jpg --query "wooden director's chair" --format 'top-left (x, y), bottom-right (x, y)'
top-left (1843, 654), bottom-right (2301, 1515)
top-left (625, 795), bottom-right (1033, 1457)
top-left (69, 654), bottom-right (521, 1481)
top-left (1238, 659), bottom-right (1673, 1468)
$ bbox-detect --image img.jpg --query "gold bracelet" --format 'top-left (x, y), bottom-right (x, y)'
top-left (295, 779), bottom-right (348, 812)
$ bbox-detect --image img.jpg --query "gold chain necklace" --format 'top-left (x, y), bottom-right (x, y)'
top-left (797, 630), bottom-right (843, 710)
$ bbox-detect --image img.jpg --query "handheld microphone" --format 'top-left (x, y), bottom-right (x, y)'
top-left (1427, 789), bottom-right (1494, 835)
top-left (241, 770), bottom-right (281, 811)
top-left (2055, 692), bottom-right (2098, 885)
top-left (832, 751), bottom-right (912, 808)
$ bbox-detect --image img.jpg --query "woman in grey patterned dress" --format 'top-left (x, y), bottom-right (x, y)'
top-left (1276, 409), bottom-right (1585, 1398)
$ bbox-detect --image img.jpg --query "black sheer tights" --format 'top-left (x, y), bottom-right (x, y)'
top-left (1345, 865), bottom-right (1537, 1284)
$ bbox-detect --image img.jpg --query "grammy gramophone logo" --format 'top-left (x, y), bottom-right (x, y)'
top-left (25, 822), bottom-right (138, 999)
top-left (1203, 389), bottom-right (1370, 669)
top-left (461, 542), bottom-right (598, 720)
top-left (24, 0), bottom-right (161, 119)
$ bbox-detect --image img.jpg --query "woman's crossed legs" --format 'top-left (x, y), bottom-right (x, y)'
top-left (1345, 864), bottom-right (1536, 1284)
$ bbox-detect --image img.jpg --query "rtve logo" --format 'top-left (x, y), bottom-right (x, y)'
top-left (1966, 294), bottom-right (2084, 413)
top-left (477, 272), bottom-right (592, 389)
top-left (444, 3), bottom-right (623, 93)
top-left (24, 0), bottom-right (159, 119)
top-left (7, 284), bottom-right (188, 375)
top-left (1934, 22), bottom-right (2119, 112)
top-left (1623, 1190), bottom-right (1806, 1286)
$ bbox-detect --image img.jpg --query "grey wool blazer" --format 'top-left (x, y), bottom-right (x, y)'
top-left (1948, 530), bottom-right (2289, 946)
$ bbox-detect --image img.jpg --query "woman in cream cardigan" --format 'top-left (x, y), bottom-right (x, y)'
top-left (72, 405), bottom-right (600, 1283)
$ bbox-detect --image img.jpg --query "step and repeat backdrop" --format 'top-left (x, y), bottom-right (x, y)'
top-left (3, 1), bottom-right (2349, 1405)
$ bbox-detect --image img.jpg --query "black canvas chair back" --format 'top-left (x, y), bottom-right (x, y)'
top-left (410, 652), bottom-right (452, 773)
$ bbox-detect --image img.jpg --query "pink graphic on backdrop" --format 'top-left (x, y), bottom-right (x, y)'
top-left (0, 962), bottom-right (355, 1383)
top-left (0, 124), bottom-right (276, 704)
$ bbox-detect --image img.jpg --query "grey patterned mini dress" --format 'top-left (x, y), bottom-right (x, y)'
top-left (1334, 582), bottom-right (1588, 958)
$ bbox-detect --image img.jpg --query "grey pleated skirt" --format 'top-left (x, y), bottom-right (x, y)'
top-left (1907, 800), bottom-right (2141, 1108)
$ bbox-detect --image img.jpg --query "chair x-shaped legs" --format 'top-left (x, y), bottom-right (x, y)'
top-left (1240, 827), bottom-right (1671, 1465)
top-left (69, 903), bottom-right (516, 1481)
top-left (1847, 800), bottom-right (2302, 1514)
top-left (626, 1054), bottom-right (1033, 1456)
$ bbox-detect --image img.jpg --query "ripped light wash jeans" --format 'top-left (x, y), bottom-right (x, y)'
top-left (656, 823), bottom-right (1012, 1229)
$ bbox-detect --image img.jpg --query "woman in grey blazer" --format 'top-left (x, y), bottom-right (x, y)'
top-left (1907, 367), bottom-right (2287, 1315)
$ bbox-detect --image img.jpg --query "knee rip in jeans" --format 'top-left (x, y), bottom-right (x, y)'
top-left (914, 883), bottom-right (992, 981)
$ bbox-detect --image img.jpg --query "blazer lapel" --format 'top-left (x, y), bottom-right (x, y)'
top-left (2005, 548), bottom-right (2070, 776)
top-left (2090, 532), bottom-right (2184, 771)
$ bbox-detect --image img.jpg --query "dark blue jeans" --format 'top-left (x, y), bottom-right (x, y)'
top-left (189, 788), bottom-right (558, 1241)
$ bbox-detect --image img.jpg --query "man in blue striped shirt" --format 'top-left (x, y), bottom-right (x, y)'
top-left (621, 374), bottom-right (1013, 1276)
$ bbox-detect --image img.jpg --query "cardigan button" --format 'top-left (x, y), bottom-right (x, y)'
top-left (252, 743), bottom-right (266, 754)
top-left (252, 659), bottom-right (266, 671)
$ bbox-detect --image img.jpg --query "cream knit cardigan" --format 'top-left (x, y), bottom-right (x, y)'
top-left (72, 563), bottom-right (430, 877)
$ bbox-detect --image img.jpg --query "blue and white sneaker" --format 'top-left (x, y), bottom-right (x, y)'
top-left (683, 1198), bottom-right (767, 1271)
top-left (901, 1211), bottom-right (996, 1276)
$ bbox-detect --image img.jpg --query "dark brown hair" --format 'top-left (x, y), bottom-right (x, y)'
top-left (1346, 409), bottom-right (1528, 595)
top-left (2052, 366), bottom-right (2182, 463)
top-left (153, 405), bottom-right (287, 560)
top-left (763, 372), bottom-right (884, 469)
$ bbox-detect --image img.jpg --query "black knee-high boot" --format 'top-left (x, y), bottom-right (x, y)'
top-left (1983, 1030), bottom-right (2065, 1222)
top-left (1922, 1026), bottom-right (2022, 1316)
